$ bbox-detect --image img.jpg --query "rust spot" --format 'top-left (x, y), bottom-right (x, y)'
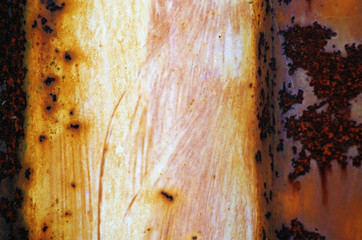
top-left (44, 0), bottom-right (65, 12)
top-left (279, 83), bottom-right (304, 114)
top-left (40, 16), bottom-right (47, 25)
top-left (70, 123), bottom-right (80, 129)
top-left (44, 76), bottom-right (56, 86)
top-left (276, 219), bottom-right (325, 239)
top-left (39, 135), bottom-right (46, 142)
top-left (24, 168), bottom-right (31, 180)
top-left (276, 139), bottom-right (284, 152)
top-left (42, 25), bottom-right (53, 33)
top-left (65, 52), bottom-right (72, 61)
top-left (160, 191), bottom-right (174, 201)
top-left (50, 93), bottom-right (57, 102)
top-left (255, 150), bottom-right (262, 163)
top-left (31, 19), bottom-right (37, 28)
top-left (65, 211), bottom-right (72, 216)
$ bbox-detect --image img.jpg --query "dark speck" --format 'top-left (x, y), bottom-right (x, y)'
top-left (45, 0), bottom-right (65, 12)
top-left (65, 52), bottom-right (72, 61)
top-left (41, 17), bottom-right (47, 25)
top-left (42, 25), bottom-right (53, 33)
top-left (255, 150), bottom-right (262, 163)
top-left (276, 139), bottom-right (284, 152)
top-left (42, 226), bottom-right (48, 232)
top-left (25, 168), bottom-right (31, 180)
top-left (32, 20), bottom-right (37, 28)
top-left (70, 124), bottom-right (79, 129)
top-left (39, 135), bottom-right (46, 142)
top-left (71, 183), bottom-right (76, 188)
top-left (161, 191), bottom-right (174, 201)
top-left (44, 77), bottom-right (55, 86)
top-left (65, 211), bottom-right (72, 216)
top-left (46, 106), bottom-right (51, 111)
top-left (192, 237), bottom-right (197, 240)
top-left (50, 93), bottom-right (57, 102)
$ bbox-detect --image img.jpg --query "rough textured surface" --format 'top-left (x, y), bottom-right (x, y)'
top-left (281, 22), bottom-right (361, 180)
top-left (0, 0), bottom-right (26, 181)
top-left (0, 0), bottom-right (28, 239)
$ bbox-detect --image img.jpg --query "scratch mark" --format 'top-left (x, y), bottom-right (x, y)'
top-left (98, 91), bottom-right (126, 240)
top-left (121, 193), bottom-right (138, 222)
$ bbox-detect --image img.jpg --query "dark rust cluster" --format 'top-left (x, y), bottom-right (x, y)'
top-left (275, 218), bottom-right (325, 240)
top-left (256, 32), bottom-right (277, 141)
top-left (32, 13), bottom-right (53, 34)
top-left (257, 102), bottom-right (275, 140)
top-left (280, 22), bottom-right (362, 179)
top-left (255, 5), bottom-right (280, 239)
top-left (44, 0), bottom-right (65, 12)
top-left (278, 83), bottom-right (304, 114)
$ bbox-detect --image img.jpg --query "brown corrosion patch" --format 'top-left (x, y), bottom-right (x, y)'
top-left (276, 218), bottom-right (325, 239)
top-left (0, 0), bottom-right (28, 238)
top-left (278, 83), bottom-right (304, 114)
top-left (280, 22), bottom-right (361, 180)
top-left (0, 0), bottom-right (26, 180)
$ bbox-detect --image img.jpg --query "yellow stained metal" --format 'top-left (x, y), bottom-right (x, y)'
top-left (21, 0), bottom-right (261, 239)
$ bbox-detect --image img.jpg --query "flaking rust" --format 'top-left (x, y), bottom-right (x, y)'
top-left (280, 22), bottom-right (362, 180)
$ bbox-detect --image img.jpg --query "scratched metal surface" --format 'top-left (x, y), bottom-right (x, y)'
top-left (0, 0), bottom-right (361, 239)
